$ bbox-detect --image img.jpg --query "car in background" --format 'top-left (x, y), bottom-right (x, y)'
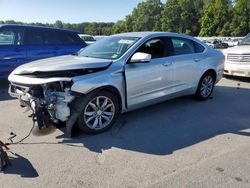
top-left (8, 32), bottom-right (224, 135)
top-left (224, 38), bottom-right (239, 47)
top-left (94, 35), bottom-right (107, 41)
top-left (79, 34), bottom-right (96, 45)
top-left (213, 39), bottom-right (229, 49)
top-left (0, 24), bottom-right (87, 79)
top-left (202, 40), bottom-right (215, 48)
top-left (223, 33), bottom-right (250, 77)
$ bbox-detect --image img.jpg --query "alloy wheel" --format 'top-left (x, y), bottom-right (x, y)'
top-left (83, 96), bottom-right (115, 130)
top-left (200, 75), bottom-right (214, 98)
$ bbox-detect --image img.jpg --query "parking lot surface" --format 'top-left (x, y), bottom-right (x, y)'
top-left (0, 77), bottom-right (250, 188)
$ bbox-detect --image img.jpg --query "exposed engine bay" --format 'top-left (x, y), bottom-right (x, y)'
top-left (9, 81), bottom-right (75, 129)
top-left (7, 54), bottom-right (114, 136)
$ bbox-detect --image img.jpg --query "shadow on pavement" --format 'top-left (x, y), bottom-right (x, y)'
top-left (224, 75), bottom-right (250, 83)
top-left (3, 152), bottom-right (39, 178)
top-left (58, 84), bottom-right (250, 155)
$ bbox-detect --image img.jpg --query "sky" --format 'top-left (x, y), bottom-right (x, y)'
top-left (0, 0), bottom-right (165, 23)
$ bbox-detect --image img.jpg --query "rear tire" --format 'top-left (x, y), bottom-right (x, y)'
top-left (76, 90), bottom-right (120, 134)
top-left (195, 72), bottom-right (215, 100)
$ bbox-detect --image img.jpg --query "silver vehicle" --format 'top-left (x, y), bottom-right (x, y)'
top-left (78, 34), bottom-right (96, 45)
top-left (8, 32), bottom-right (224, 135)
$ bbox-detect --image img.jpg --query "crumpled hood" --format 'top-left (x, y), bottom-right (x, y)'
top-left (13, 55), bottom-right (112, 75)
top-left (222, 45), bottom-right (250, 54)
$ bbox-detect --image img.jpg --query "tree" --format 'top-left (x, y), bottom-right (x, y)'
top-left (54, 20), bottom-right (64, 29)
top-left (131, 0), bottom-right (163, 31)
top-left (161, 0), bottom-right (182, 33)
top-left (199, 0), bottom-right (232, 36)
top-left (230, 0), bottom-right (250, 36)
top-left (179, 0), bottom-right (204, 35)
top-left (112, 20), bottom-right (126, 34)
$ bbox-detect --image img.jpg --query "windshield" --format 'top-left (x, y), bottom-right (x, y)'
top-left (240, 33), bottom-right (250, 45)
top-left (79, 36), bottom-right (140, 60)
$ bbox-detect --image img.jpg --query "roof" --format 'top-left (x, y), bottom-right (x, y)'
top-left (0, 24), bottom-right (79, 33)
top-left (113, 31), bottom-right (195, 40)
top-left (79, 34), bottom-right (94, 37)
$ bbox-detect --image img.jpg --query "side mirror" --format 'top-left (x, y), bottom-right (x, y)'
top-left (130, 52), bottom-right (152, 63)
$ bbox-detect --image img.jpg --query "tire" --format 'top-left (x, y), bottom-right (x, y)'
top-left (0, 147), bottom-right (3, 172)
top-left (76, 90), bottom-right (120, 134)
top-left (194, 72), bottom-right (215, 100)
top-left (0, 147), bottom-right (6, 172)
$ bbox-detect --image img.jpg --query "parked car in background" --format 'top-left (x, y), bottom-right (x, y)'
top-left (202, 40), bottom-right (215, 48)
top-left (223, 33), bottom-right (250, 77)
top-left (224, 38), bottom-right (239, 47)
top-left (94, 35), bottom-right (107, 41)
top-left (0, 24), bottom-right (86, 79)
top-left (8, 32), bottom-right (224, 135)
top-left (79, 34), bottom-right (96, 45)
top-left (213, 39), bottom-right (229, 49)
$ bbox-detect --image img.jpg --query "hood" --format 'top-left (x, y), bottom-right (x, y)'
top-left (222, 45), bottom-right (250, 54)
top-left (13, 55), bottom-right (112, 75)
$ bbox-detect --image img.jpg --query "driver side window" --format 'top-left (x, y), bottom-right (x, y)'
top-left (136, 38), bottom-right (165, 59)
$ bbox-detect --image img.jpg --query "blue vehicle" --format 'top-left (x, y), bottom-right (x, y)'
top-left (0, 24), bottom-right (87, 79)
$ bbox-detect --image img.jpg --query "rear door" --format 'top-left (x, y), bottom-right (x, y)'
top-left (170, 37), bottom-right (204, 92)
top-left (125, 37), bottom-right (174, 108)
top-left (0, 27), bottom-right (26, 78)
top-left (25, 28), bottom-right (56, 62)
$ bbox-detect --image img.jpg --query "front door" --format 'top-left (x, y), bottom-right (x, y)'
top-left (125, 38), bottom-right (174, 108)
top-left (0, 27), bottom-right (26, 79)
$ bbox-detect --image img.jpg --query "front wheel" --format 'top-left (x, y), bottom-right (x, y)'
top-left (76, 91), bottom-right (120, 134)
top-left (195, 72), bottom-right (215, 100)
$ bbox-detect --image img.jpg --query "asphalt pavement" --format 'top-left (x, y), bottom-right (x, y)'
top-left (0, 77), bottom-right (250, 188)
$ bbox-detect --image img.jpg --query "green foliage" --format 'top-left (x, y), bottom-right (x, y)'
top-left (1, 0), bottom-right (249, 36)
top-left (161, 0), bottom-right (182, 33)
top-left (131, 0), bottom-right (163, 31)
top-left (199, 0), bottom-right (233, 36)
top-left (230, 0), bottom-right (250, 36)
top-left (112, 0), bottom-right (163, 33)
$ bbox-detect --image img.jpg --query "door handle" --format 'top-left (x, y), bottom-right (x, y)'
top-left (163, 62), bottom-right (172, 66)
top-left (194, 58), bottom-right (201, 62)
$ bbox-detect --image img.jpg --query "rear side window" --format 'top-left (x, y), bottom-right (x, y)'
top-left (0, 28), bottom-right (24, 45)
top-left (171, 37), bottom-right (195, 55)
top-left (193, 41), bottom-right (205, 53)
top-left (25, 28), bottom-right (84, 45)
top-left (26, 28), bottom-right (46, 45)
top-left (57, 32), bottom-right (84, 45)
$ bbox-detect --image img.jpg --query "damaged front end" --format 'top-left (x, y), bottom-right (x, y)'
top-left (8, 55), bottom-right (113, 136)
top-left (9, 81), bottom-right (75, 129)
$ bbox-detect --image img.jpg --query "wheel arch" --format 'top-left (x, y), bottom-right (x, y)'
top-left (84, 85), bottom-right (123, 112)
top-left (202, 69), bottom-right (217, 81)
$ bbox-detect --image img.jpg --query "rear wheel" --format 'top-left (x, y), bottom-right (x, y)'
top-left (195, 72), bottom-right (215, 100)
top-left (77, 91), bottom-right (120, 134)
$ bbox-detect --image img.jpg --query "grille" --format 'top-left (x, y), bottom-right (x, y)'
top-left (227, 54), bottom-right (250, 62)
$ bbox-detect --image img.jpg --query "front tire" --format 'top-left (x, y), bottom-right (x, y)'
top-left (76, 91), bottom-right (120, 134)
top-left (195, 72), bottom-right (215, 100)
